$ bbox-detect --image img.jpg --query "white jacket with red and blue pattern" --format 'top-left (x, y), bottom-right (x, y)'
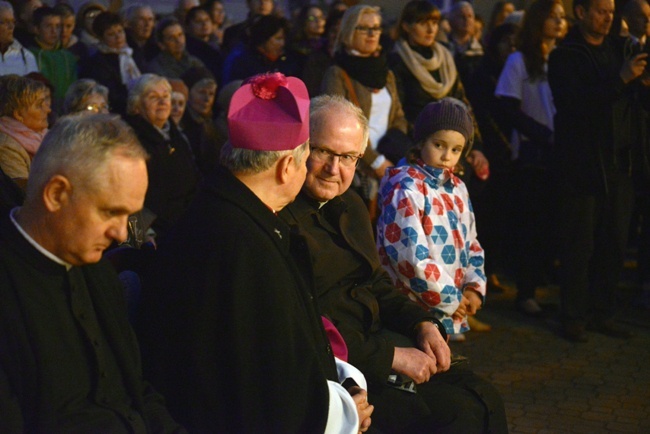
top-left (376, 160), bottom-right (486, 334)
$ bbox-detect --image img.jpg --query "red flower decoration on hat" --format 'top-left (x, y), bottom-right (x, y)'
top-left (247, 72), bottom-right (288, 100)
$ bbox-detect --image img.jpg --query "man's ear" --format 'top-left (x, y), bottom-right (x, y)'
top-left (42, 175), bottom-right (72, 212)
top-left (575, 5), bottom-right (586, 20)
top-left (276, 154), bottom-right (295, 185)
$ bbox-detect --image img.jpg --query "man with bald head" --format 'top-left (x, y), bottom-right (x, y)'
top-left (0, 114), bottom-right (183, 432)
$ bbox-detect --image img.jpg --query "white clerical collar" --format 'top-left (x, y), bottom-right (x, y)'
top-left (10, 207), bottom-right (72, 270)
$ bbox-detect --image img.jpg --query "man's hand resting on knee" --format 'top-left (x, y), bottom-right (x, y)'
top-left (392, 321), bottom-right (451, 383)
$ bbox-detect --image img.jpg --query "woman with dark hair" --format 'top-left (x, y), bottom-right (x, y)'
top-left (222, 14), bottom-right (298, 84)
top-left (390, 0), bottom-right (489, 181)
top-left (289, 5), bottom-right (326, 66)
top-left (465, 23), bottom-right (519, 293)
top-left (495, 0), bottom-right (565, 316)
top-left (81, 11), bottom-right (141, 115)
top-left (483, 1), bottom-right (515, 45)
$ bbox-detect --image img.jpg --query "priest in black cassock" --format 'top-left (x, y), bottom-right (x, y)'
top-left (0, 114), bottom-right (184, 433)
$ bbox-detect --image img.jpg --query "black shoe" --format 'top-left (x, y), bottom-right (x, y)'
top-left (587, 320), bottom-right (633, 339)
top-left (562, 323), bottom-right (588, 342)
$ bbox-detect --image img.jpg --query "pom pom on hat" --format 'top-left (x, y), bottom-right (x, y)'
top-left (413, 98), bottom-right (474, 145)
top-left (228, 73), bottom-right (310, 151)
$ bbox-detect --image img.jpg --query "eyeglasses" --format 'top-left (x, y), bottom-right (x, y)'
top-left (85, 103), bottom-right (110, 113)
top-left (310, 146), bottom-right (363, 168)
top-left (307, 15), bottom-right (325, 22)
top-left (354, 25), bottom-right (382, 35)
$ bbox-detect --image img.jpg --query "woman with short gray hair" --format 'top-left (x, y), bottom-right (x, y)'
top-left (124, 73), bottom-right (199, 241)
top-left (62, 79), bottom-right (110, 115)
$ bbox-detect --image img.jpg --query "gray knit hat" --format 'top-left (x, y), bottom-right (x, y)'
top-left (413, 98), bottom-right (473, 144)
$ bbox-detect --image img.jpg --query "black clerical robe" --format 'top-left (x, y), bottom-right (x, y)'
top-left (0, 216), bottom-right (183, 433)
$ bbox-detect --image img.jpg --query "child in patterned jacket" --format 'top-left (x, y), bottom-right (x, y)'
top-left (376, 98), bottom-right (486, 339)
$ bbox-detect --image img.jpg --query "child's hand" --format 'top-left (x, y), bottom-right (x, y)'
top-left (452, 295), bottom-right (469, 321)
top-left (464, 289), bottom-right (483, 315)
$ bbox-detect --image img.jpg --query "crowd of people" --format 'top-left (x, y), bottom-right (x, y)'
top-left (1, 0), bottom-right (649, 431)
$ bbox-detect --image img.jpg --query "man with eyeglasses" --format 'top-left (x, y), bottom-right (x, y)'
top-left (0, 1), bottom-right (38, 76)
top-left (280, 94), bottom-right (508, 434)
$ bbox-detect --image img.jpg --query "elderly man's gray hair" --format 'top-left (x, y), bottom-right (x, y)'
top-left (123, 3), bottom-right (153, 23)
top-left (25, 114), bottom-right (148, 202)
top-left (0, 1), bottom-right (13, 13)
top-left (220, 141), bottom-right (309, 174)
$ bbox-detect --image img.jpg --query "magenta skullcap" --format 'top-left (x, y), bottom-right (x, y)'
top-left (228, 73), bottom-right (310, 151)
top-left (413, 98), bottom-right (474, 144)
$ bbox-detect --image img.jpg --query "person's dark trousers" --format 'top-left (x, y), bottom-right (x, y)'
top-left (368, 367), bottom-right (508, 434)
top-left (558, 172), bottom-right (635, 325)
top-left (508, 164), bottom-right (556, 302)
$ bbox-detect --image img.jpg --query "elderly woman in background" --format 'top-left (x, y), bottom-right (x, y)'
top-left (0, 75), bottom-right (50, 188)
top-left (75, 2), bottom-right (106, 49)
top-left (321, 4), bottom-right (409, 192)
top-left (124, 74), bottom-right (199, 241)
top-left (62, 78), bottom-right (110, 115)
top-left (82, 11), bottom-right (140, 115)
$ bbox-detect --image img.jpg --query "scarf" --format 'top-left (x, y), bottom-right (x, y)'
top-left (0, 116), bottom-right (47, 156)
top-left (335, 49), bottom-right (388, 90)
top-left (394, 39), bottom-right (458, 100)
top-left (97, 43), bottom-right (141, 85)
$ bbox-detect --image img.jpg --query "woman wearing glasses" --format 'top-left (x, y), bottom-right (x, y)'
top-left (62, 79), bottom-right (110, 115)
top-left (321, 4), bottom-right (409, 188)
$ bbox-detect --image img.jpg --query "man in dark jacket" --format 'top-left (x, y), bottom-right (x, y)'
top-left (280, 94), bottom-right (508, 434)
top-left (0, 114), bottom-right (184, 433)
top-left (136, 74), bottom-right (372, 433)
top-left (548, 0), bottom-right (647, 342)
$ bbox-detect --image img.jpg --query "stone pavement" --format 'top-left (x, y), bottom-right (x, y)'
top-left (451, 281), bottom-right (650, 434)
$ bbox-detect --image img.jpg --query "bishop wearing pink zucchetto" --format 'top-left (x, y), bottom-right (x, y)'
top-left (136, 73), bottom-right (375, 433)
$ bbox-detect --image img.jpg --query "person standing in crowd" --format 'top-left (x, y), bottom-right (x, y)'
top-left (204, 0), bottom-right (230, 45)
top-left (222, 0), bottom-right (275, 54)
top-left (484, 1), bottom-right (516, 45)
top-left (137, 73), bottom-right (373, 433)
top-left (81, 11), bottom-right (140, 116)
top-left (548, 0), bottom-right (648, 342)
top-left (621, 0), bottom-right (650, 308)
top-left (465, 22), bottom-right (519, 292)
top-left (179, 66), bottom-right (221, 174)
top-left (0, 114), bottom-right (185, 433)
top-left (53, 3), bottom-right (89, 64)
top-left (184, 6), bottom-right (222, 82)
top-left (27, 6), bottom-right (77, 110)
top-left (280, 94), bottom-right (507, 434)
top-left (123, 3), bottom-right (159, 71)
top-left (124, 74), bottom-right (199, 241)
top-left (223, 14), bottom-right (298, 84)
top-left (495, 0), bottom-right (565, 317)
top-left (74, 2), bottom-right (105, 50)
top-left (0, 1), bottom-right (38, 76)
top-left (446, 1), bottom-right (484, 85)
top-left (322, 4), bottom-right (408, 210)
top-left (148, 17), bottom-right (206, 79)
top-left (62, 78), bottom-right (110, 115)
top-left (0, 75), bottom-right (50, 187)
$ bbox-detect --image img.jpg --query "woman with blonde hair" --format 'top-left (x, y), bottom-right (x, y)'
top-left (321, 5), bottom-right (409, 182)
top-left (0, 75), bottom-right (50, 188)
